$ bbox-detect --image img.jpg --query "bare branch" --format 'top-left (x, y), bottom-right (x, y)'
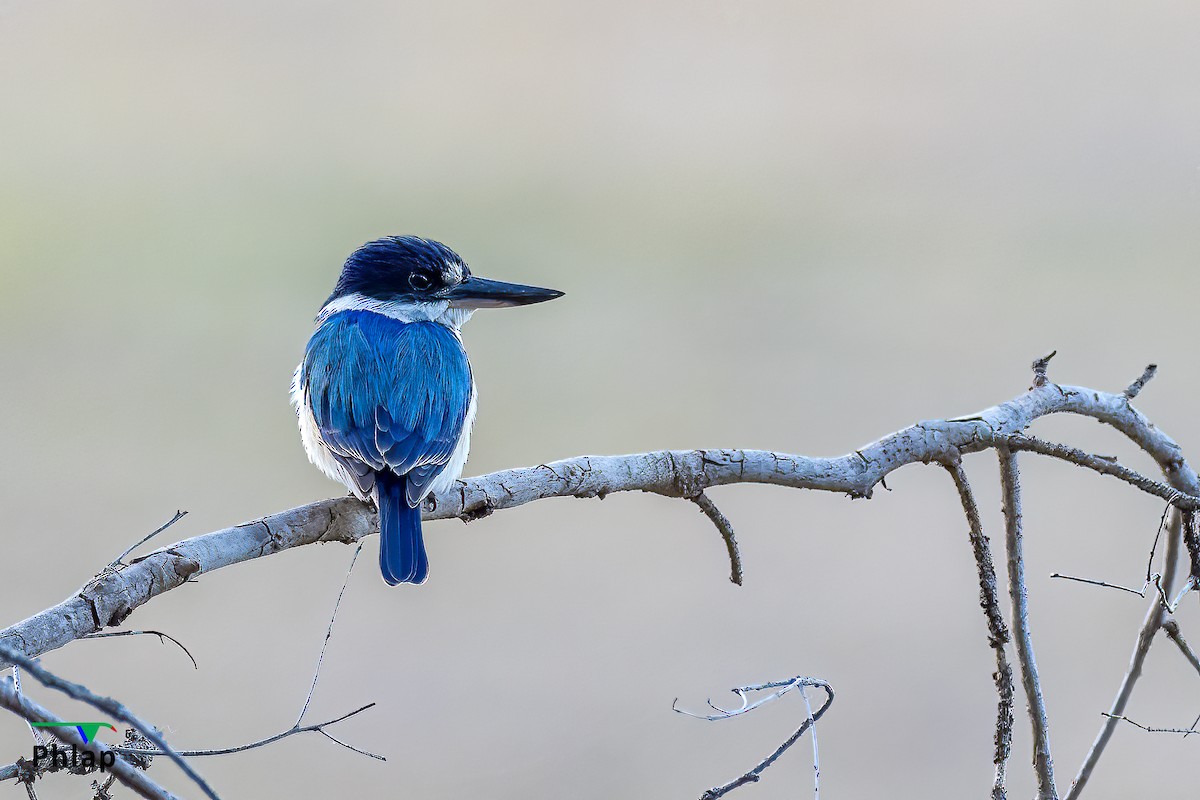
top-left (944, 460), bottom-right (1014, 799)
top-left (676, 677), bottom-right (833, 799)
top-left (998, 448), bottom-right (1057, 800)
top-left (1, 368), bottom-right (1197, 798)
top-left (3, 380), bottom-right (1194, 672)
top-left (690, 491), bottom-right (743, 585)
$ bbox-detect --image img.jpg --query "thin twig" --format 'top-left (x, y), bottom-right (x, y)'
top-left (998, 448), bottom-right (1057, 800)
top-left (298, 541), bottom-right (364, 726)
top-left (690, 492), bottom-right (743, 586)
top-left (114, 544), bottom-right (381, 762)
top-left (0, 642), bottom-right (219, 800)
top-left (675, 677), bottom-right (834, 800)
top-left (1050, 572), bottom-right (1195, 613)
top-left (80, 631), bottom-right (198, 670)
top-left (110, 704), bottom-right (382, 760)
top-left (1100, 714), bottom-right (1200, 735)
top-left (108, 512), bottom-right (187, 570)
top-left (1124, 364), bottom-right (1158, 399)
top-left (944, 460), bottom-right (1014, 799)
top-left (1050, 573), bottom-right (1151, 598)
top-left (0, 543), bottom-right (381, 788)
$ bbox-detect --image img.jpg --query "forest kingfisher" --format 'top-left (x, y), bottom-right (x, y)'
top-left (291, 236), bottom-right (563, 585)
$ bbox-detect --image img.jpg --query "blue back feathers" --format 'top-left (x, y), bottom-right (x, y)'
top-left (302, 310), bottom-right (472, 501)
top-left (300, 310), bottom-right (472, 584)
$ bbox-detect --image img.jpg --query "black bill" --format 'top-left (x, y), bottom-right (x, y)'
top-left (444, 276), bottom-right (564, 309)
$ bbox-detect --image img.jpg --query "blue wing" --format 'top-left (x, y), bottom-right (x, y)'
top-left (301, 310), bottom-right (472, 507)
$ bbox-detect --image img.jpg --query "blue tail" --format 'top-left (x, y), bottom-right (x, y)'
top-left (377, 473), bottom-right (429, 585)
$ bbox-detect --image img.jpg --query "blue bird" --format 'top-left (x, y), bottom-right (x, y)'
top-left (292, 236), bottom-right (562, 584)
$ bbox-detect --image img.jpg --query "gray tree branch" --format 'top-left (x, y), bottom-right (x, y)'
top-left (944, 460), bottom-right (1014, 800)
top-left (3, 378), bottom-right (1194, 671)
top-left (999, 448), bottom-right (1057, 799)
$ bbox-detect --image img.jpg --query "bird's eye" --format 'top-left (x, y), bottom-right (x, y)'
top-left (409, 273), bottom-right (432, 291)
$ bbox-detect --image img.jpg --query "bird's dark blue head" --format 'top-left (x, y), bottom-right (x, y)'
top-left (327, 235), bottom-right (562, 310)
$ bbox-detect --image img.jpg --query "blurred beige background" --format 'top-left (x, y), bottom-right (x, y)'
top-left (2, 2), bottom-right (1199, 798)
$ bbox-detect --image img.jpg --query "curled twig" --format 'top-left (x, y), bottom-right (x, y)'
top-left (675, 676), bottom-right (833, 799)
